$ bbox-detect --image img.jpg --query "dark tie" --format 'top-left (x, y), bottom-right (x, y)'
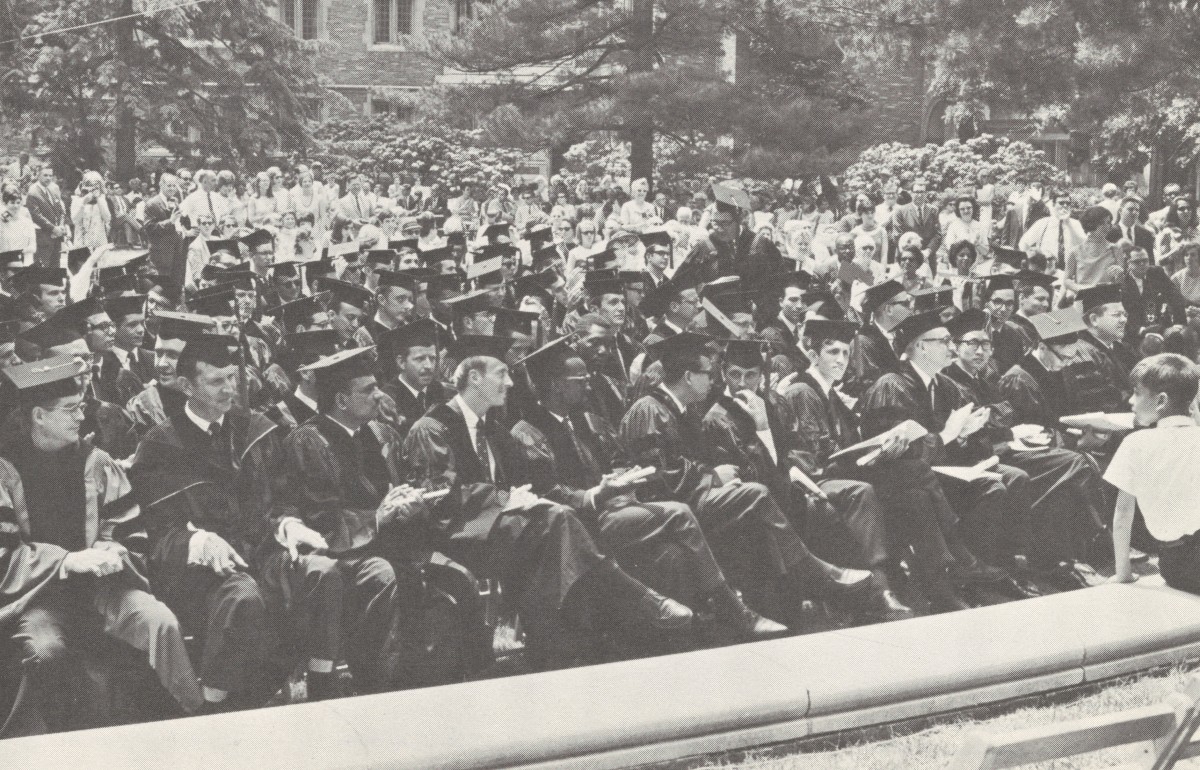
top-left (1057, 219), bottom-right (1065, 263)
top-left (474, 420), bottom-right (493, 482)
top-left (206, 191), bottom-right (215, 218)
top-left (825, 389), bottom-right (843, 443)
top-left (563, 415), bottom-right (590, 468)
top-left (928, 377), bottom-right (938, 416)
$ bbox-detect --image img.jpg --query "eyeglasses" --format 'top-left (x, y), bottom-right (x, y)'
top-left (47, 402), bottom-right (86, 417)
top-left (989, 299), bottom-right (1016, 308)
top-left (919, 335), bottom-right (954, 346)
top-left (959, 339), bottom-right (993, 351)
top-left (87, 321), bottom-right (115, 333)
top-left (860, 245), bottom-right (876, 250)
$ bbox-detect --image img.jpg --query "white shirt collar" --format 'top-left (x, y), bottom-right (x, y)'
top-left (185, 402), bottom-right (223, 434)
top-left (112, 346), bottom-right (130, 367)
top-left (395, 376), bottom-right (422, 399)
top-left (806, 366), bottom-right (837, 397)
top-left (658, 384), bottom-right (687, 415)
top-left (293, 387), bottom-right (317, 412)
top-left (454, 393), bottom-right (483, 431)
top-left (874, 320), bottom-right (894, 341)
top-left (662, 318), bottom-right (684, 335)
top-left (909, 361), bottom-right (936, 389)
top-left (327, 414), bottom-right (358, 437)
top-left (373, 312), bottom-right (398, 332)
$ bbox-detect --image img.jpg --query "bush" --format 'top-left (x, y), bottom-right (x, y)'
top-left (843, 135), bottom-right (1067, 193)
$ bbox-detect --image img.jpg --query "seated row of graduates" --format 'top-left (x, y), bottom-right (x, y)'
top-left (0, 225), bottom-right (1127, 735)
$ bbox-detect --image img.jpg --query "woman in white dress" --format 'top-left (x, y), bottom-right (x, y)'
top-left (940, 196), bottom-right (990, 270)
top-left (618, 178), bottom-right (660, 232)
top-left (290, 169), bottom-right (327, 248)
top-left (71, 171), bottom-right (111, 252)
top-left (0, 181), bottom-right (36, 261)
top-left (247, 172), bottom-right (286, 226)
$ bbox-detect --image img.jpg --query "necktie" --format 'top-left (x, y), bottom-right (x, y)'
top-left (474, 419), bottom-right (493, 482)
top-left (206, 191), bottom-right (215, 218)
top-left (355, 195), bottom-right (363, 218)
top-left (928, 377), bottom-right (937, 416)
top-left (1057, 219), bottom-right (1065, 263)
top-left (825, 388), bottom-right (843, 443)
top-left (564, 415), bottom-right (590, 469)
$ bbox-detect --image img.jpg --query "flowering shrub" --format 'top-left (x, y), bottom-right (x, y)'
top-left (843, 135), bottom-right (1067, 192)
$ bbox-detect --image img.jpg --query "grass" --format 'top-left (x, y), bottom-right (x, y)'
top-left (694, 668), bottom-right (1200, 770)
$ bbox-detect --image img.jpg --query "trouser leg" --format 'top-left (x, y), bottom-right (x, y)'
top-left (258, 550), bottom-right (345, 670)
top-left (198, 571), bottom-right (270, 699)
top-left (7, 603), bottom-right (78, 735)
top-left (339, 554), bottom-right (408, 694)
top-left (813, 479), bottom-right (889, 569)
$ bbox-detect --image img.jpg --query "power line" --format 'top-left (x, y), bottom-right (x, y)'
top-left (0, 0), bottom-right (219, 48)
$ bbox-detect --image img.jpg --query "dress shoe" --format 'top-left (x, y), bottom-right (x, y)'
top-left (923, 579), bottom-right (972, 614)
top-left (991, 575), bottom-right (1041, 600)
top-left (306, 671), bottom-right (343, 702)
top-left (636, 590), bottom-right (693, 630)
top-left (712, 587), bottom-right (789, 639)
top-left (947, 559), bottom-right (1009, 586)
top-left (871, 589), bottom-right (916, 621)
top-left (817, 567), bottom-right (874, 597)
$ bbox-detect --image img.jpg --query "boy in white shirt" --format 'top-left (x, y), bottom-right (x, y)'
top-left (1105, 353), bottom-right (1200, 592)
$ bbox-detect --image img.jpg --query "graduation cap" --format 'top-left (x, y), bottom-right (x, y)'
top-left (16, 317), bottom-right (83, 351)
top-left (861, 279), bottom-right (907, 313)
top-left (493, 308), bottom-right (540, 338)
top-left (514, 272), bottom-right (555, 310)
top-left (802, 319), bottom-right (858, 347)
top-left (778, 270), bottom-right (814, 292)
top-left (982, 273), bottom-right (1015, 298)
top-left (723, 338), bottom-right (769, 368)
top-left (0, 249), bottom-right (24, 268)
top-left (120, 252), bottom-right (150, 274)
top-left (371, 269), bottom-right (416, 293)
top-left (711, 183), bottom-right (751, 212)
top-left (1077, 282), bottom-right (1123, 313)
top-left (516, 334), bottom-right (578, 388)
top-left (585, 269), bottom-right (625, 298)
top-left (55, 296), bottom-right (107, 333)
top-left (153, 311), bottom-right (219, 341)
top-left (482, 222), bottom-right (512, 244)
top-left (449, 334), bottom-right (511, 362)
top-left (13, 265), bottom-right (67, 292)
top-left (646, 331), bottom-right (712, 364)
top-left (103, 293), bottom-right (146, 321)
top-left (418, 245), bottom-right (453, 266)
top-left (188, 285), bottom-right (237, 317)
top-left (205, 239), bottom-right (240, 257)
top-left (426, 272), bottom-right (465, 296)
top-left (524, 224), bottom-right (553, 250)
top-left (320, 278), bottom-right (373, 310)
top-left (389, 238), bottom-right (419, 254)
top-left (180, 334), bottom-right (238, 368)
top-left (304, 256), bottom-right (336, 280)
top-left (265, 292), bottom-right (330, 330)
top-left (2, 354), bottom-right (88, 405)
top-left (396, 267), bottom-right (440, 284)
top-left (445, 231), bottom-right (467, 248)
top-left (326, 241), bottom-right (361, 259)
top-left (911, 285), bottom-right (955, 313)
top-left (366, 249), bottom-right (397, 267)
top-left (532, 244), bottom-right (563, 270)
top-left (706, 290), bottom-right (756, 317)
top-left (240, 229), bottom-right (274, 251)
top-left (1011, 270), bottom-right (1056, 291)
top-left (640, 227), bottom-right (673, 250)
top-left (283, 330), bottom-right (340, 368)
top-left (641, 274), bottom-right (701, 317)
top-left (891, 311), bottom-right (947, 354)
top-left (97, 273), bottom-right (138, 296)
top-left (1028, 306), bottom-right (1087, 342)
top-left (444, 287), bottom-right (498, 319)
top-left (466, 256), bottom-right (504, 286)
top-left (992, 245), bottom-right (1025, 270)
top-left (379, 319), bottom-right (440, 360)
top-left (946, 308), bottom-right (989, 339)
top-left (66, 246), bottom-right (91, 274)
top-left (266, 261), bottom-right (300, 279)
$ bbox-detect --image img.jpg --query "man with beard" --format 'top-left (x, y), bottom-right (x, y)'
top-left (0, 356), bottom-right (204, 717)
top-left (512, 336), bottom-right (787, 639)
top-left (618, 332), bottom-right (873, 624)
top-left (402, 335), bottom-right (693, 669)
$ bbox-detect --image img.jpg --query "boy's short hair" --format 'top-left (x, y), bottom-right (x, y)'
top-left (1130, 353), bottom-right (1200, 412)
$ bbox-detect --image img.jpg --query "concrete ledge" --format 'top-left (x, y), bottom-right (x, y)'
top-left (4, 582), bottom-right (1200, 770)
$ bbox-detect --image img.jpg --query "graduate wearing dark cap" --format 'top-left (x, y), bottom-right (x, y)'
top-left (942, 308), bottom-right (1109, 586)
top-left (403, 335), bottom-right (694, 669)
top-left (377, 320), bottom-right (447, 440)
top-left (640, 273), bottom-right (702, 346)
top-left (511, 336), bottom-right (787, 640)
top-left (444, 287), bottom-right (498, 340)
top-left (618, 331), bottom-right (877, 620)
top-left (364, 270), bottom-right (418, 350)
top-left (318, 278), bottom-right (374, 350)
top-left (1068, 283), bottom-right (1136, 414)
top-left (758, 271), bottom-right (817, 377)
top-left (97, 293), bottom-right (153, 406)
top-left (978, 273), bottom-right (1030, 375)
top-left (280, 347), bottom-right (421, 693)
top-left (844, 279), bottom-right (911, 399)
top-left (130, 334), bottom-right (340, 708)
top-left (858, 311), bottom-right (1037, 602)
top-left (0, 248), bottom-right (25, 300)
top-left (12, 265), bottom-right (67, 323)
top-left (263, 261), bottom-right (303, 308)
top-left (995, 307), bottom-right (1088, 431)
top-left (584, 270), bottom-right (643, 382)
top-left (125, 311), bottom-right (215, 434)
top-left (702, 336), bottom-right (913, 621)
top-left (0, 355), bottom-right (205, 715)
top-left (265, 329), bottom-right (340, 431)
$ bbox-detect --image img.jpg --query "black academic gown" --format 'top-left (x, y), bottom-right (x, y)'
top-left (845, 322), bottom-right (900, 399)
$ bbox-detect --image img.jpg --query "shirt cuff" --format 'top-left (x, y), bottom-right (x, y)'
top-left (187, 530), bottom-right (210, 566)
top-left (275, 517), bottom-right (303, 548)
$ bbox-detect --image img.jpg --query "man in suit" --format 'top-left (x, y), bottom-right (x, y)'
top-left (891, 179), bottom-right (941, 267)
top-left (331, 175), bottom-right (374, 243)
top-left (1113, 197), bottom-right (1155, 261)
top-left (142, 174), bottom-right (190, 302)
top-left (25, 166), bottom-right (69, 267)
top-left (1121, 245), bottom-right (1185, 345)
top-left (106, 180), bottom-right (141, 249)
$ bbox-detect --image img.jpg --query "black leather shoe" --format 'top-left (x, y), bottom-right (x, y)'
top-left (947, 559), bottom-right (1009, 585)
top-left (872, 589), bottom-right (916, 621)
top-left (636, 590), bottom-right (693, 630)
top-left (992, 575), bottom-right (1041, 600)
top-left (712, 588), bottom-right (789, 639)
top-left (924, 579), bottom-right (972, 613)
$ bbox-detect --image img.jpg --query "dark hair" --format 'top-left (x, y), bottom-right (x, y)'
top-left (1, 182), bottom-right (20, 204)
top-left (803, 331), bottom-right (853, 355)
top-left (313, 370), bottom-right (359, 413)
top-left (1080, 206), bottom-right (1113, 235)
top-left (177, 341), bottom-right (235, 381)
top-left (1129, 353), bottom-right (1200, 412)
top-left (948, 241), bottom-right (976, 265)
top-left (955, 197), bottom-right (978, 219)
top-left (659, 348), bottom-right (708, 385)
top-left (1017, 282), bottom-right (1048, 300)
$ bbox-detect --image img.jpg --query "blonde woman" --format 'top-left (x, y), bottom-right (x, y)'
top-left (290, 168), bottom-right (327, 248)
top-left (71, 171), bottom-right (111, 251)
top-left (618, 177), bottom-right (660, 232)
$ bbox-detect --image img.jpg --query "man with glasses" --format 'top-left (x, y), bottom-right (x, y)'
top-left (1068, 283), bottom-right (1136, 413)
top-left (980, 274), bottom-right (1029, 374)
top-left (1020, 190), bottom-right (1085, 269)
top-left (845, 280), bottom-right (911, 398)
top-left (892, 178), bottom-right (942, 264)
top-left (1148, 182), bottom-right (1183, 232)
top-left (620, 332), bottom-right (873, 625)
top-left (640, 275), bottom-right (702, 346)
top-left (942, 310), bottom-right (1108, 589)
top-left (1120, 245), bottom-right (1184, 345)
top-left (859, 311), bottom-right (1035, 604)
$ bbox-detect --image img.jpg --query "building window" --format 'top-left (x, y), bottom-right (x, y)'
top-left (282, 0), bottom-right (321, 40)
top-left (454, 0), bottom-right (474, 33)
top-left (373, 0), bottom-right (421, 44)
